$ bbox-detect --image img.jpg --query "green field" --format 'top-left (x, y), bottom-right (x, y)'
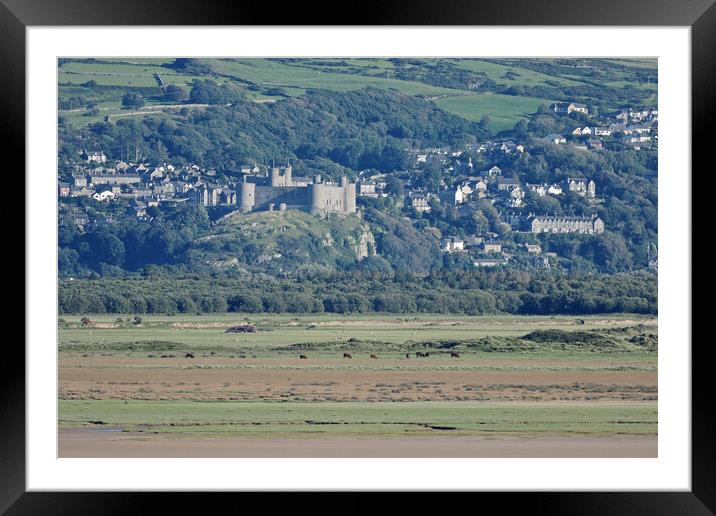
top-left (435, 93), bottom-right (555, 132)
top-left (59, 399), bottom-right (656, 438)
top-left (59, 313), bottom-right (656, 350)
top-left (210, 58), bottom-right (458, 96)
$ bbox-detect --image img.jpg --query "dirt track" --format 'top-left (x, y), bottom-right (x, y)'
top-left (58, 430), bottom-right (657, 458)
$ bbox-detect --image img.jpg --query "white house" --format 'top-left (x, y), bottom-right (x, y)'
top-left (92, 190), bottom-right (115, 202)
top-left (442, 237), bottom-right (465, 253)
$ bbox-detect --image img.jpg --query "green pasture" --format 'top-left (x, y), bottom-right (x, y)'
top-left (453, 59), bottom-right (583, 87)
top-left (208, 58), bottom-right (459, 96)
top-left (434, 93), bottom-right (555, 131)
top-left (58, 399), bottom-right (658, 438)
top-left (58, 313), bottom-right (656, 349)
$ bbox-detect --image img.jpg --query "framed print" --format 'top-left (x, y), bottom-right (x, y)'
top-left (5, 0), bottom-right (711, 511)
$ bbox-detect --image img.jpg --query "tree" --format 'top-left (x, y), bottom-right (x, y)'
top-left (385, 176), bottom-right (404, 196)
top-left (121, 93), bottom-right (145, 110)
top-left (164, 84), bottom-right (188, 102)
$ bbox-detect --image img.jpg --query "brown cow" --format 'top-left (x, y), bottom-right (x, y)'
top-left (450, 351), bottom-right (460, 358)
top-left (299, 354), bottom-right (308, 359)
top-left (343, 352), bottom-right (352, 359)
top-left (185, 352), bottom-right (195, 359)
top-left (370, 354), bottom-right (378, 359)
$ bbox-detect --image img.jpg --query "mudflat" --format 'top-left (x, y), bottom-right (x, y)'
top-left (59, 430), bottom-right (657, 458)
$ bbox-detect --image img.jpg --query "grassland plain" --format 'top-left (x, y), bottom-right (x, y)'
top-left (58, 314), bottom-right (657, 456)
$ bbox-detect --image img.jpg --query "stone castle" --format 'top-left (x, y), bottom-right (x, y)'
top-left (237, 165), bottom-right (356, 216)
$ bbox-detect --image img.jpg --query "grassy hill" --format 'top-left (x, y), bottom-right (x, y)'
top-left (189, 210), bottom-right (376, 273)
top-left (58, 57), bottom-right (656, 133)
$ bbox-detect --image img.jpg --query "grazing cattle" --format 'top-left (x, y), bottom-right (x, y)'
top-left (450, 351), bottom-right (460, 358)
top-left (238, 354), bottom-right (246, 359)
top-left (405, 353), bottom-right (410, 359)
top-left (343, 352), bottom-right (352, 359)
top-left (185, 352), bottom-right (195, 359)
top-left (299, 354), bottom-right (308, 360)
top-left (416, 351), bottom-right (430, 358)
top-left (370, 354), bottom-right (378, 359)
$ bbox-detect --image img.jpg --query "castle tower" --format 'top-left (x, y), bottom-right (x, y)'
top-left (310, 183), bottom-right (326, 216)
top-left (284, 164), bottom-right (292, 186)
top-left (238, 181), bottom-right (255, 213)
top-left (344, 180), bottom-right (356, 213)
top-left (270, 167), bottom-right (281, 187)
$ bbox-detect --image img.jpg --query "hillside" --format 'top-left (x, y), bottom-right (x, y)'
top-left (58, 57), bottom-right (656, 132)
top-left (189, 210), bottom-right (378, 274)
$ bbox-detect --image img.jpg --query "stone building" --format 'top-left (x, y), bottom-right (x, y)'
top-left (566, 177), bottom-right (596, 198)
top-left (236, 165), bottom-right (357, 216)
top-left (527, 214), bottom-right (604, 234)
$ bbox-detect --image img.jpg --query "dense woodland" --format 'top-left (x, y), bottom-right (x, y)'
top-left (58, 269), bottom-right (657, 316)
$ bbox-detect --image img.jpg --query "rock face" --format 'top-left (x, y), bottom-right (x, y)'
top-left (199, 210), bottom-right (378, 272)
top-left (354, 227), bottom-right (377, 261)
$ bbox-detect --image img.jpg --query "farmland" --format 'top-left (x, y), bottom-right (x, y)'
top-left (58, 57), bottom-right (656, 131)
top-left (58, 314), bottom-right (657, 457)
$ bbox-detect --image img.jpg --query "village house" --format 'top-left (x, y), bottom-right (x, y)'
top-left (527, 214), bottom-right (604, 234)
top-left (92, 189), bottom-right (115, 202)
top-left (550, 102), bottom-right (589, 115)
top-left (547, 184), bottom-right (563, 196)
top-left (545, 134), bottom-right (567, 145)
top-left (81, 150), bottom-right (107, 164)
top-left (593, 127), bottom-right (611, 136)
top-left (524, 243), bottom-right (542, 254)
top-left (586, 139), bottom-right (604, 150)
top-left (527, 183), bottom-right (547, 196)
top-left (441, 237), bottom-right (465, 253)
top-left (474, 258), bottom-right (507, 267)
top-left (89, 173), bottom-right (142, 186)
top-left (527, 183), bottom-right (563, 197)
top-left (463, 235), bottom-right (484, 248)
top-left (72, 173), bottom-right (88, 188)
top-left (482, 241), bottom-right (503, 253)
top-left (497, 177), bottom-right (521, 191)
top-left (507, 186), bottom-right (525, 207)
top-left (626, 134), bottom-right (652, 144)
top-left (58, 182), bottom-right (71, 197)
top-left (408, 192), bottom-right (432, 213)
top-left (357, 181), bottom-right (379, 198)
top-left (472, 178), bottom-right (488, 198)
top-left (566, 177), bottom-right (596, 198)
top-left (440, 185), bottom-right (465, 206)
top-left (487, 165), bottom-right (502, 177)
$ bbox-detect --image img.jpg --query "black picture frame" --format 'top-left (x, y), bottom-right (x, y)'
top-left (5, 0), bottom-right (709, 511)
